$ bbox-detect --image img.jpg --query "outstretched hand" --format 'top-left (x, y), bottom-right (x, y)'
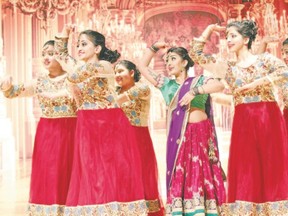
top-left (211, 24), bottom-right (226, 33)
top-left (0, 75), bottom-right (12, 91)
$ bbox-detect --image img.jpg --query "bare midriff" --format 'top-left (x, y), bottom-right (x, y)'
top-left (188, 108), bottom-right (207, 123)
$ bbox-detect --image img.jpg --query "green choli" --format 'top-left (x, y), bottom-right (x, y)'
top-left (159, 76), bottom-right (208, 110)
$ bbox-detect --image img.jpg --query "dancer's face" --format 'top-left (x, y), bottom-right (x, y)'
top-left (226, 26), bottom-right (247, 53)
top-left (114, 63), bottom-right (134, 88)
top-left (42, 45), bottom-right (61, 70)
top-left (165, 52), bottom-right (185, 77)
top-left (77, 34), bottom-right (98, 62)
top-left (282, 44), bottom-right (288, 65)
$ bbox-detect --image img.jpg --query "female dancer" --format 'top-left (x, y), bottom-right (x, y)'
top-left (55, 26), bottom-right (147, 215)
top-left (138, 43), bottom-right (226, 215)
top-left (0, 40), bottom-right (77, 215)
top-left (114, 60), bottom-right (164, 216)
top-left (190, 20), bottom-right (288, 215)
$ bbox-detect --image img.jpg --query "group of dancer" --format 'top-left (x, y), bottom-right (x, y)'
top-left (1, 19), bottom-right (288, 216)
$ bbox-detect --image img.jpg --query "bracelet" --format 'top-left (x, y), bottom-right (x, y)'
top-left (150, 44), bottom-right (159, 53)
top-left (192, 87), bottom-right (200, 95)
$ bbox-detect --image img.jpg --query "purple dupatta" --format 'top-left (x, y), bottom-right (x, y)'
top-left (166, 76), bottom-right (197, 192)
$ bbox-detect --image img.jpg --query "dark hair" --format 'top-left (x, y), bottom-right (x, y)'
top-left (166, 47), bottom-right (194, 71)
top-left (283, 38), bottom-right (288, 46)
top-left (115, 60), bottom-right (141, 82)
top-left (79, 30), bottom-right (121, 63)
top-left (43, 40), bottom-right (55, 47)
top-left (227, 20), bottom-right (258, 49)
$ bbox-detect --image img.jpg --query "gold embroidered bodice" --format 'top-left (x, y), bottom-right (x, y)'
top-left (68, 63), bottom-right (118, 110)
top-left (117, 83), bottom-right (151, 126)
top-left (3, 73), bottom-right (77, 118)
top-left (190, 40), bottom-right (288, 106)
top-left (226, 53), bottom-right (288, 106)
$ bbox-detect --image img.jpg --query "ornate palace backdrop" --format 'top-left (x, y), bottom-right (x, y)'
top-left (0, 0), bottom-right (287, 172)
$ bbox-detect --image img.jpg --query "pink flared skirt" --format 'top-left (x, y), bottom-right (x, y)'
top-left (27, 117), bottom-right (77, 215)
top-left (222, 102), bottom-right (288, 215)
top-left (64, 108), bottom-right (147, 215)
top-left (132, 126), bottom-right (164, 216)
top-left (166, 119), bottom-right (226, 215)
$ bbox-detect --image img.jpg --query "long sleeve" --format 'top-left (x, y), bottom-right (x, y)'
top-left (265, 53), bottom-right (288, 85)
top-left (3, 79), bottom-right (36, 98)
top-left (119, 83), bottom-right (151, 126)
top-left (190, 39), bottom-right (227, 78)
top-left (125, 83), bottom-right (150, 101)
top-left (67, 63), bottom-right (105, 84)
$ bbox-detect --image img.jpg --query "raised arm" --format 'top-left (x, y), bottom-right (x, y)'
top-left (255, 36), bottom-right (279, 54)
top-left (137, 42), bottom-right (168, 87)
top-left (54, 24), bottom-right (78, 72)
top-left (190, 24), bottom-right (227, 78)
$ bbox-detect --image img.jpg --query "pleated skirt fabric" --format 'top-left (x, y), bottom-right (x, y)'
top-left (64, 108), bottom-right (147, 216)
top-left (166, 119), bottom-right (226, 216)
top-left (132, 126), bottom-right (164, 216)
top-left (28, 117), bottom-right (77, 215)
top-left (222, 102), bottom-right (288, 215)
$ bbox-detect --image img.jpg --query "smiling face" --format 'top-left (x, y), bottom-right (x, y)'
top-left (114, 63), bottom-right (134, 88)
top-left (226, 26), bottom-right (247, 53)
top-left (77, 34), bottom-right (99, 62)
top-left (165, 52), bottom-right (186, 77)
top-left (42, 45), bottom-right (61, 71)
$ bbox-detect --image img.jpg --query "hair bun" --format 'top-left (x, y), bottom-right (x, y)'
top-left (243, 20), bottom-right (258, 41)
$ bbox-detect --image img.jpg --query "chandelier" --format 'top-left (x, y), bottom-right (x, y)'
top-left (74, 5), bottom-right (146, 61)
top-left (8, 0), bottom-right (87, 21)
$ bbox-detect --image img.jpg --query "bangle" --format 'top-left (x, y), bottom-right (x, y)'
top-left (192, 87), bottom-right (200, 95)
top-left (150, 44), bottom-right (159, 53)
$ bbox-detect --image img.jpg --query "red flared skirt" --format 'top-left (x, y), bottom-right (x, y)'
top-left (223, 102), bottom-right (288, 215)
top-left (28, 117), bottom-right (77, 214)
top-left (132, 126), bottom-right (164, 216)
top-left (65, 108), bottom-right (147, 215)
top-left (166, 119), bottom-right (226, 215)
